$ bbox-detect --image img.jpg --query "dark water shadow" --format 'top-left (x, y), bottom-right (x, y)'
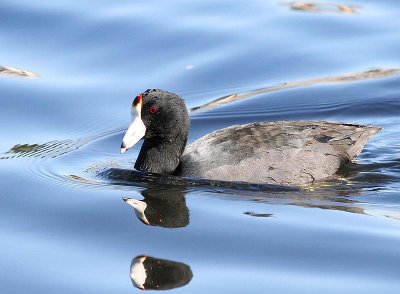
top-left (130, 255), bottom-right (193, 291)
top-left (103, 163), bottom-right (400, 222)
top-left (244, 211), bottom-right (274, 218)
top-left (335, 159), bottom-right (400, 188)
top-left (100, 159), bottom-right (400, 196)
top-left (108, 168), bottom-right (295, 227)
top-left (100, 168), bottom-right (298, 192)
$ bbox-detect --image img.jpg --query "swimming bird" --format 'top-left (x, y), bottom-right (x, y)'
top-left (121, 89), bottom-right (381, 185)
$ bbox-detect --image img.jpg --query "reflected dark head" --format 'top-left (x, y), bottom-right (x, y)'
top-left (130, 255), bottom-right (193, 291)
top-left (122, 183), bottom-right (190, 228)
top-left (140, 187), bottom-right (189, 228)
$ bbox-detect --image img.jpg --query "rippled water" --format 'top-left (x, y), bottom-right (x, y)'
top-left (1, 1), bottom-right (400, 293)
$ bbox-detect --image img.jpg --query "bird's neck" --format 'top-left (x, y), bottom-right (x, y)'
top-left (134, 135), bottom-right (187, 175)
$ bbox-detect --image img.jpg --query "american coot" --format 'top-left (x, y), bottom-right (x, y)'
top-left (121, 89), bottom-right (381, 185)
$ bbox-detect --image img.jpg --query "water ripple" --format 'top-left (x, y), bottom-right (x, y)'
top-left (0, 128), bottom-right (123, 160)
top-left (190, 68), bottom-right (400, 113)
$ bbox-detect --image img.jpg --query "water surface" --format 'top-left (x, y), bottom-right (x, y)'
top-left (1, 1), bottom-right (400, 293)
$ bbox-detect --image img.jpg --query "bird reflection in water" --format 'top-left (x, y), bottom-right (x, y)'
top-left (130, 255), bottom-right (193, 291)
top-left (106, 162), bottom-right (400, 223)
top-left (123, 186), bottom-right (189, 228)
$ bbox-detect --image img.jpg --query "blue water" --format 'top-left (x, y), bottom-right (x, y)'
top-left (1, 1), bottom-right (400, 293)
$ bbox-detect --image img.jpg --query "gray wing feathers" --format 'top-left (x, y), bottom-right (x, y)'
top-left (180, 121), bottom-right (381, 185)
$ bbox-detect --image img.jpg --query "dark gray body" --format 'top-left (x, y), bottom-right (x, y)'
top-left (180, 121), bottom-right (381, 185)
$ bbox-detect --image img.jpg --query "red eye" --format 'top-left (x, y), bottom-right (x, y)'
top-left (149, 105), bottom-right (158, 114)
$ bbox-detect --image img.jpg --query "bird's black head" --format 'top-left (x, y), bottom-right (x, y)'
top-left (121, 89), bottom-right (190, 153)
top-left (121, 89), bottom-right (190, 174)
top-left (130, 255), bottom-right (193, 290)
top-left (140, 89), bottom-right (189, 140)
